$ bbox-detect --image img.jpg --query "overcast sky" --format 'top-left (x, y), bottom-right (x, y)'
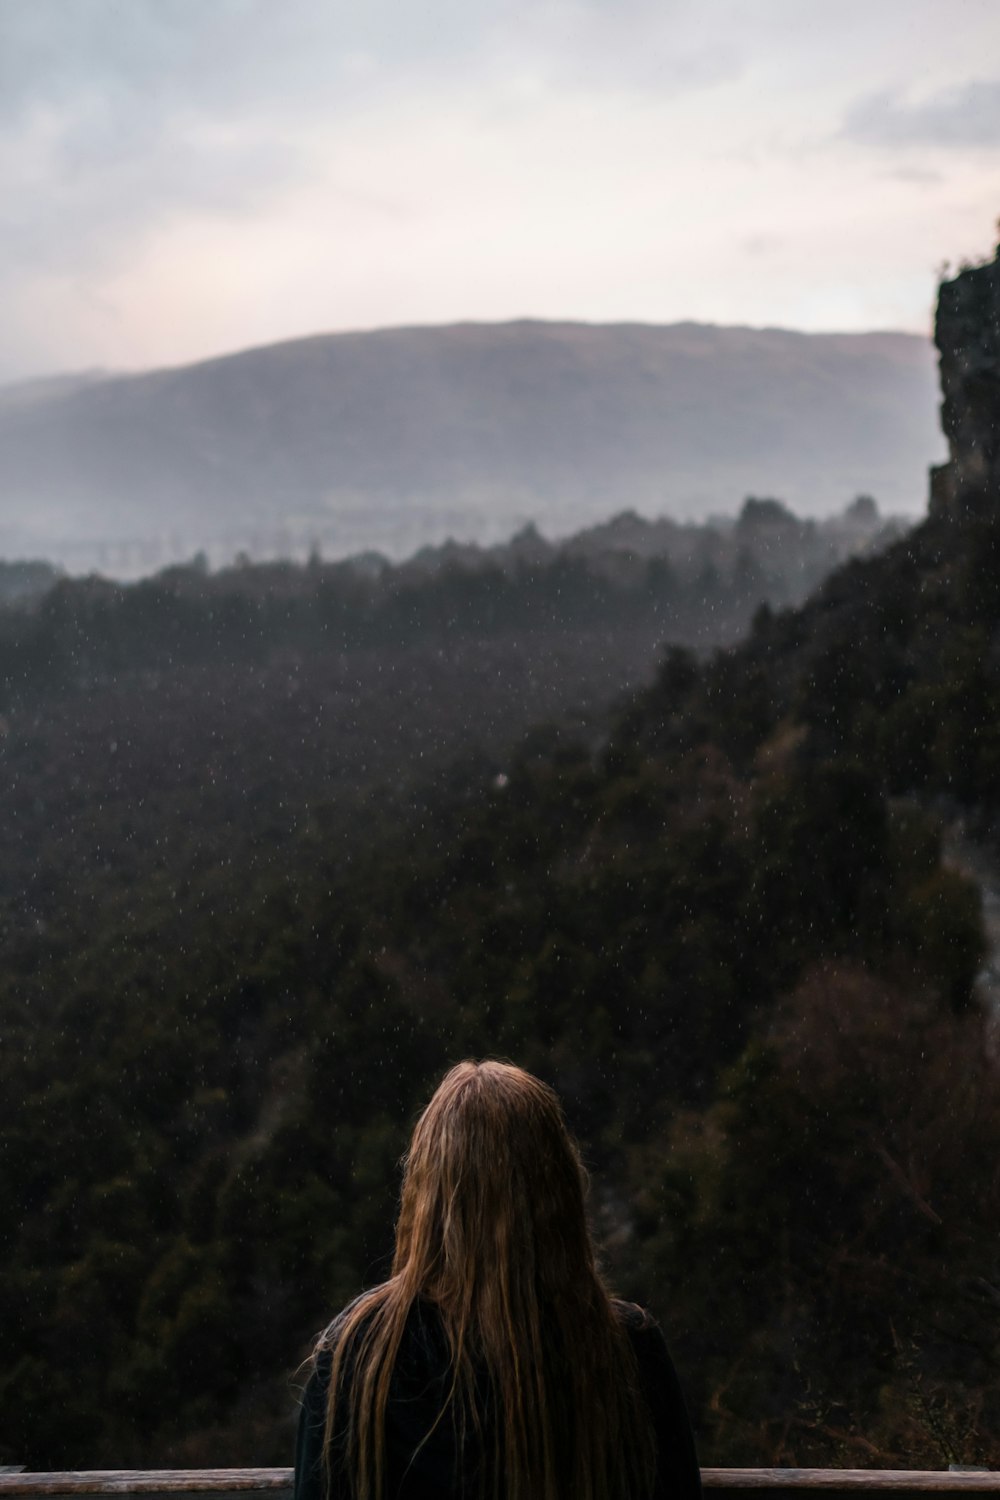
top-left (2, 0), bottom-right (999, 381)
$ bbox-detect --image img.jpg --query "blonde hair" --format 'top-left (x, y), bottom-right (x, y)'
top-left (318, 1059), bottom-right (656, 1500)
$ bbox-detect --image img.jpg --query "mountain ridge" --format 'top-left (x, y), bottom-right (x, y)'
top-left (2, 316), bottom-right (928, 388)
top-left (0, 319), bottom-right (943, 573)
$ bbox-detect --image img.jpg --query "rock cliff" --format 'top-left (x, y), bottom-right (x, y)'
top-left (930, 244), bottom-right (1000, 515)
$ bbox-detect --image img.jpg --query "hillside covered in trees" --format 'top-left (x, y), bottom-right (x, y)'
top-left (2, 254), bottom-right (999, 1473)
top-left (0, 492), bottom-right (899, 705)
top-left (0, 498), bottom-right (898, 987)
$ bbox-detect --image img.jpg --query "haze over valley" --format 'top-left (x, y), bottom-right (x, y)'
top-left (0, 319), bottom-right (942, 575)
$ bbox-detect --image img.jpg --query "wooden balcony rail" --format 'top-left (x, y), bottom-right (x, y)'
top-left (0, 1470), bottom-right (995, 1499)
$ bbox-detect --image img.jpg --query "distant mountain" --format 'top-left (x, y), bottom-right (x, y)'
top-left (0, 369), bottom-right (112, 410)
top-left (0, 321), bottom-right (944, 573)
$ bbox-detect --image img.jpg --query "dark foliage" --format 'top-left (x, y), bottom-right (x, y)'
top-left (1, 497), bottom-right (999, 1471)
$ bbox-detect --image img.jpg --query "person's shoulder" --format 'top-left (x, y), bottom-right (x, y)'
top-left (612, 1298), bottom-right (660, 1336)
top-left (310, 1287), bottom-right (388, 1383)
top-left (612, 1299), bottom-right (676, 1368)
top-left (317, 1288), bottom-right (385, 1348)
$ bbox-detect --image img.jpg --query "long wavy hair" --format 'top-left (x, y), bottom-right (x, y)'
top-left (316, 1059), bottom-right (656, 1500)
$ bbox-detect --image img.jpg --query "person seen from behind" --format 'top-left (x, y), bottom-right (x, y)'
top-left (294, 1058), bottom-right (702, 1500)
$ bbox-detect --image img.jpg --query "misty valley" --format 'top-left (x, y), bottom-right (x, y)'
top-left (2, 253), bottom-right (1000, 1478)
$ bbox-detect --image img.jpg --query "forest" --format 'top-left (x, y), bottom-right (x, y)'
top-left (1, 261), bottom-right (999, 1475)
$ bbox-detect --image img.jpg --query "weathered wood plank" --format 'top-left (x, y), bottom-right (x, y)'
top-left (702, 1476), bottom-right (998, 1492)
top-left (0, 1493), bottom-right (293, 1500)
top-left (0, 1475), bottom-right (292, 1495)
top-left (0, 1472), bottom-right (995, 1496)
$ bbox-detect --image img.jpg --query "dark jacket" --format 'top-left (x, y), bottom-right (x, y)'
top-left (294, 1298), bottom-right (702, 1500)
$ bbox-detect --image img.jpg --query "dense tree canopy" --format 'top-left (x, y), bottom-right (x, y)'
top-left (1, 500), bottom-right (999, 1471)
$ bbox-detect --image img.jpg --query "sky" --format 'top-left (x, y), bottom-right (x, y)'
top-left (2, 0), bottom-right (1000, 383)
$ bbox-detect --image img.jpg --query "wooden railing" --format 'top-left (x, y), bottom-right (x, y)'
top-left (0, 1470), bottom-right (995, 1499)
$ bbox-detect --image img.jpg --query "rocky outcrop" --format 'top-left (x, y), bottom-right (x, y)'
top-left (930, 245), bottom-right (1000, 516)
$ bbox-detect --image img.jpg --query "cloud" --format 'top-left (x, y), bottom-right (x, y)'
top-left (3, 0), bottom-right (997, 382)
top-left (844, 78), bottom-right (1000, 148)
top-left (0, 0), bottom-right (739, 278)
top-left (741, 233), bottom-right (785, 257)
top-left (0, 105), bottom-right (300, 280)
top-left (0, 0), bottom-right (749, 377)
top-left (882, 165), bottom-right (944, 185)
top-left (0, 0), bottom-right (731, 128)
